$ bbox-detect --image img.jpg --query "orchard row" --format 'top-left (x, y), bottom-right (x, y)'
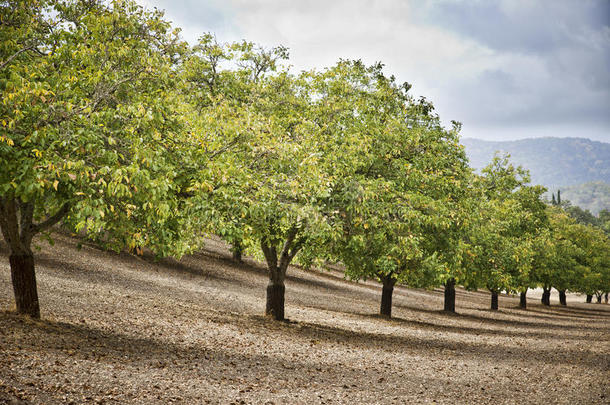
top-left (1, 0), bottom-right (608, 320)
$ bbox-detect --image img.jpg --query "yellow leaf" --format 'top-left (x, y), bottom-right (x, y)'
top-left (52, 180), bottom-right (59, 190)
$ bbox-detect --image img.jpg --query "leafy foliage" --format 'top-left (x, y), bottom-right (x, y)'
top-left (2, 0), bottom-right (608, 320)
top-left (1, 0), bottom-right (190, 256)
top-left (321, 61), bottom-right (471, 297)
top-left (463, 155), bottom-right (547, 294)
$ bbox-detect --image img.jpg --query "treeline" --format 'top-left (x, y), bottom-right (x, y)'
top-left (1, 0), bottom-right (609, 320)
top-left (549, 190), bottom-right (610, 234)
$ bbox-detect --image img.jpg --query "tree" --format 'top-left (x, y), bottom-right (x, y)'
top-left (547, 210), bottom-right (581, 306)
top-left (322, 61), bottom-right (470, 318)
top-left (599, 209), bottom-right (610, 235)
top-left (567, 221), bottom-right (610, 303)
top-left (1, 0), bottom-right (186, 317)
top-left (465, 155), bottom-right (547, 310)
top-left (179, 35), bottom-right (290, 263)
top-left (191, 63), bottom-right (338, 320)
top-left (532, 207), bottom-right (610, 306)
top-left (563, 203), bottom-right (600, 228)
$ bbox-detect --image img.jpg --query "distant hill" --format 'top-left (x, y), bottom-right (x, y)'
top-left (461, 137), bottom-right (610, 214)
top-left (556, 182), bottom-right (610, 215)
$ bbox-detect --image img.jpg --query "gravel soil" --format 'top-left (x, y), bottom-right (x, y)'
top-left (1, 233), bottom-right (609, 404)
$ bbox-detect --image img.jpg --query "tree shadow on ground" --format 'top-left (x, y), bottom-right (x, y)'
top-left (1, 310), bottom-right (605, 375)
top-left (235, 313), bottom-right (607, 369)
top-left (295, 301), bottom-right (608, 342)
top-left (385, 299), bottom-right (593, 331)
top-left (527, 305), bottom-right (610, 316)
top-left (0, 310), bottom-right (449, 401)
top-left (503, 306), bottom-right (609, 322)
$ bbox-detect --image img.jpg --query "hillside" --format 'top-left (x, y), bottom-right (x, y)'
top-left (557, 181), bottom-right (610, 215)
top-left (1, 234), bottom-right (609, 404)
top-left (461, 137), bottom-right (610, 213)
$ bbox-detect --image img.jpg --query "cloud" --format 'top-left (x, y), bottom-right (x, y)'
top-left (139, 0), bottom-right (610, 142)
top-left (409, 0), bottom-right (610, 140)
top-left (138, 0), bottom-right (239, 41)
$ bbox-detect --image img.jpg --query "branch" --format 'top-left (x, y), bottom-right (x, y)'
top-left (90, 70), bottom-right (144, 112)
top-left (278, 226), bottom-right (299, 272)
top-left (378, 271), bottom-right (397, 288)
top-left (0, 45), bottom-right (36, 71)
top-left (32, 203), bottom-right (70, 233)
top-left (287, 235), bottom-right (307, 263)
top-left (260, 238), bottom-right (278, 273)
top-left (207, 135), bottom-right (242, 159)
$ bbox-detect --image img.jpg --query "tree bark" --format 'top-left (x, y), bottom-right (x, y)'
top-left (1, 198), bottom-right (70, 319)
top-left (260, 227), bottom-right (303, 321)
top-left (604, 292), bottom-right (608, 304)
top-left (490, 290), bottom-right (499, 310)
top-left (586, 294), bottom-right (592, 303)
top-left (519, 290), bottom-right (527, 309)
top-left (541, 287), bottom-right (551, 306)
top-left (380, 274), bottom-right (396, 318)
top-left (444, 278), bottom-right (456, 312)
top-left (596, 293), bottom-right (602, 304)
top-left (558, 289), bottom-right (567, 306)
top-left (9, 254), bottom-right (40, 318)
top-left (265, 281), bottom-right (285, 321)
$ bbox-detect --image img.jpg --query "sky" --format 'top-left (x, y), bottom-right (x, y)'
top-left (139, 0), bottom-right (610, 143)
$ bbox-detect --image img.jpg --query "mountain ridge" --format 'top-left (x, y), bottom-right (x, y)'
top-left (460, 136), bottom-right (610, 213)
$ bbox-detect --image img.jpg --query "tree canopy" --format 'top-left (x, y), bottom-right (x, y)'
top-left (1, 0), bottom-right (608, 320)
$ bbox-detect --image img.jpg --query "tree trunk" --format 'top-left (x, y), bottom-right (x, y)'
top-left (9, 254), bottom-right (40, 318)
top-left (260, 228), bottom-right (302, 322)
top-left (1, 198), bottom-right (70, 320)
top-left (519, 291), bottom-right (527, 309)
top-left (490, 290), bottom-right (499, 310)
top-left (444, 278), bottom-right (456, 312)
top-left (380, 275), bottom-right (396, 318)
top-left (605, 292), bottom-right (608, 304)
top-left (232, 250), bottom-right (242, 262)
top-left (596, 293), bottom-right (602, 304)
top-left (265, 281), bottom-right (285, 321)
top-left (558, 289), bottom-right (567, 306)
top-left (231, 242), bottom-right (243, 263)
top-left (541, 287), bottom-right (551, 306)
top-left (586, 294), bottom-right (592, 303)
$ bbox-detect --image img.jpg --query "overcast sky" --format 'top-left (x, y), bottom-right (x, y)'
top-left (140, 0), bottom-right (609, 142)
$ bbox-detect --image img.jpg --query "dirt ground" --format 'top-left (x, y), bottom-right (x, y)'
top-left (1, 233), bottom-right (609, 404)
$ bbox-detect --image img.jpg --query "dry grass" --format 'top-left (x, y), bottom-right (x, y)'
top-left (1, 233), bottom-right (609, 404)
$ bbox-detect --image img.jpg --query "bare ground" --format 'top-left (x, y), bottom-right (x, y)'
top-left (1, 233), bottom-right (609, 404)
